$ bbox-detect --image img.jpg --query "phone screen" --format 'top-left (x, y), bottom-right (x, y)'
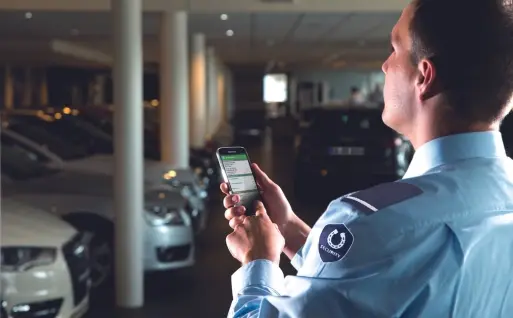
top-left (219, 152), bottom-right (261, 215)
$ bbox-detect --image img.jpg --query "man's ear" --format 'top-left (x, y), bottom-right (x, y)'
top-left (416, 59), bottom-right (437, 100)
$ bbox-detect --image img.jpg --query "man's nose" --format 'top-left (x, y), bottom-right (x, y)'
top-left (382, 60), bottom-right (388, 74)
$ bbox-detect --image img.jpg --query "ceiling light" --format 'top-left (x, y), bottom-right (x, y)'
top-left (70, 29), bottom-right (80, 36)
top-left (220, 14), bottom-right (229, 21)
top-left (24, 12), bottom-right (33, 19)
top-left (226, 29), bottom-right (234, 37)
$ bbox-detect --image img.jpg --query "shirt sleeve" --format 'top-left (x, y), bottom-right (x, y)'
top-left (289, 198), bottom-right (359, 272)
top-left (227, 197), bottom-right (459, 318)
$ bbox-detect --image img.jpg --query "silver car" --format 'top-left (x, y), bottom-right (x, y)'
top-left (1, 136), bottom-right (195, 288)
top-left (2, 115), bottom-right (209, 235)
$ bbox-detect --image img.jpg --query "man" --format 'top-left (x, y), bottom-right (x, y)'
top-left (347, 86), bottom-right (366, 106)
top-left (222, 0), bottom-right (513, 316)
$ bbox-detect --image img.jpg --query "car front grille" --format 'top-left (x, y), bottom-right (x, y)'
top-left (156, 244), bottom-right (191, 263)
top-left (9, 298), bottom-right (63, 318)
top-left (62, 233), bottom-right (90, 306)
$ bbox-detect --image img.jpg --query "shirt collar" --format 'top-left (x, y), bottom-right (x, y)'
top-left (403, 131), bottom-right (507, 179)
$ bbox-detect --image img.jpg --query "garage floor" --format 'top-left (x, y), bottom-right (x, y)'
top-left (87, 131), bottom-right (382, 318)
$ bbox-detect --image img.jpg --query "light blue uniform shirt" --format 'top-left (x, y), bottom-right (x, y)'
top-left (228, 131), bottom-right (513, 318)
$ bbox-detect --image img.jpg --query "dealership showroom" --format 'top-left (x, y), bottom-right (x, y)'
top-left (1, 0), bottom-right (513, 317)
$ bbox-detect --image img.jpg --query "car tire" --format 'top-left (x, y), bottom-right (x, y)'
top-left (62, 213), bottom-right (114, 294)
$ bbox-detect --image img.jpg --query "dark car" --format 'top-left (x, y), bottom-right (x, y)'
top-left (294, 108), bottom-right (413, 199)
top-left (1, 110), bottom-right (113, 156)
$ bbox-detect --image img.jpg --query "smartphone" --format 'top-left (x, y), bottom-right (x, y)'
top-left (216, 146), bottom-right (262, 216)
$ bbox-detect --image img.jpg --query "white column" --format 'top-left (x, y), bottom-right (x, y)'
top-left (160, 11), bottom-right (189, 168)
top-left (4, 65), bottom-right (14, 109)
top-left (22, 67), bottom-right (33, 107)
top-left (112, 0), bottom-right (144, 308)
top-left (190, 33), bottom-right (207, 149)
top-left (40, 69), bottom-right (49, 106)
top-left (217, 63), bottom-right (226, 124)
top-left (206, 47), bottom-right (218, 138)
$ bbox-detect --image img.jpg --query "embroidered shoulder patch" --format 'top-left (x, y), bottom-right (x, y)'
top-left (318, 224), bottom-right (354, 263)
top-left (340, 181), bottom-right (423, 215)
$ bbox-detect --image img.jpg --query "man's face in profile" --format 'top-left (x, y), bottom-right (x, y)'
top-left (381, 4), bottom-right (419, 136)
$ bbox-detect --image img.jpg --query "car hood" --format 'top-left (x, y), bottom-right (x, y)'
top-left (1, 199), bottom-right (77, 247)
top-left (62, 155), bottom-right (197, 185)
top-left (4, 168), bottom-right (161, 199)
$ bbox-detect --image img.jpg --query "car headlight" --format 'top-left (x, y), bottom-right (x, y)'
top-left (1, 247), bottom-right (57, 272)
top-left (144, 206), bottom-right (185, 226)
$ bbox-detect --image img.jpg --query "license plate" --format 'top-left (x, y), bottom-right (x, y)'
top-left (328, 146), bottom-right (365, 156)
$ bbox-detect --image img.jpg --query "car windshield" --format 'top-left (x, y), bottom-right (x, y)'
top-left (1, 134), bottom-right (58, 180)
top-left (6, 119), bottom-right (91, 160)
top-left (78, 110), bottom-right (160, 153)
top-left (77, 111), bottom-right (114, 135)
top-left (25, 115), bottom-right (113, 152)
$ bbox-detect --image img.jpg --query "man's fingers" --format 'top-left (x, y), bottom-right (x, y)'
top-left (224, 206), bottom-right (246, 221)
top-left (220, 183), bottom-right (230, 195)
top-left (223, 194), bottom-right (240, 209)
top-left (251, 164), bottom-right (273, 188)
top-left (229, 216), bottom-right (246, 229)
top-left (254, 201), bottom-right (271, 220)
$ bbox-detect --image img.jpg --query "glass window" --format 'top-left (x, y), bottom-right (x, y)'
top-left (263, 74), bottom-right (288, 103)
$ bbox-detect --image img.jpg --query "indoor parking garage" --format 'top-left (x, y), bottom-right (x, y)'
top-left (1, 0), bottom-right (513, 317)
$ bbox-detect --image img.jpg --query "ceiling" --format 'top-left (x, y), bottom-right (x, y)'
top-left (0, 10), bottom-right (399, 68)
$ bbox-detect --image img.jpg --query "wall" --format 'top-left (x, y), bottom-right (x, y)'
top-left (292, 69), bottom-right (384, 102)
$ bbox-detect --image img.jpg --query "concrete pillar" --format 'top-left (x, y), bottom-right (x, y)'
top-left (22, 67), bottom-right (33, 107)
top-left (4, 65), bottom-right (14, 109)
top-left (160, 11), bottom-right (189, 168)
top-left (217, 63), bottom-right (226, 124)
top-left (40, 69), bottom-right (49, 106)
top-left (92, 75), bottom-right (106, 106)
top-left (206, 47), bottom-right (218, 138)
top-left (112, 0), bottom-right (144, 308)
top-left (190, 33), bottom-right (207, 149)
top-left (71, 84), bottom-right (84, 106)
top-left (288, 77), bottom-right (297, 117)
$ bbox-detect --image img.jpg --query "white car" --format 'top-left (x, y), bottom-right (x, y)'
top-left (1, 199), bottom-right (90, 318)
top-left (1, 135), bottom-right (195, 288)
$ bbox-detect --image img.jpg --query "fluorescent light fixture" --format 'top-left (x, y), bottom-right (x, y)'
top-left (220, 14), bottom-right (229, 20)
top-left (226, 29), bottom-right (234, 37)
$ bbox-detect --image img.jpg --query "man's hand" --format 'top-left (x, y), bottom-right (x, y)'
top-left (221, 163), bottom-right (312, 260)
top-left (221, 163), bottom-right (295, 232)
top-left (226, 201), bottom-right (285, 265)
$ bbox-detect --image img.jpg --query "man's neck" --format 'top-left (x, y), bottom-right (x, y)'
top-left (410, 119), bottom-right (497, 150)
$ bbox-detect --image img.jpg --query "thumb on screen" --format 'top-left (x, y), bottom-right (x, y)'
top-left (252, 163), bottom-right (273, 188)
